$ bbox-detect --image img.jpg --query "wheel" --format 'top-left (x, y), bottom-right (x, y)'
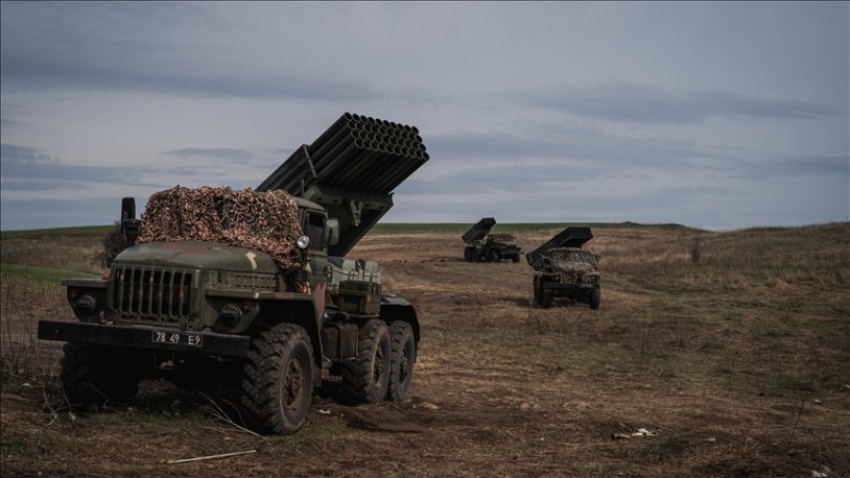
top-left (241, 323), bottom-right (314, 435)
top-left (511, 254), bottom-right (520, 263)
top-left (589, 287), bottom-right (601, 310)
top-left (532, 277), bottom-right (541, 307)
top-left (340, 319), bottom-right (391, 404)
top-left (387, 321), bottom-right (416, 401)
top-left (61, 343), bottom-right (142, 407)
top-left (489, 249), bottom-right (501, 262)
top-left (463, 248), bottom-right (474, 262)
top-left (541, 288), bottom-right (553, 309)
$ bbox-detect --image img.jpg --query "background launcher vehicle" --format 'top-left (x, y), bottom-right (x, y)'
top-left (462, 217), bottom-right (522, 263)
top-left (527, 227), bottom-right (601, 309)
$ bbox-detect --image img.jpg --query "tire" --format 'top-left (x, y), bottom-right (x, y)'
top-left (489, 250), bottom-right (501, 263)
top-left (241, 323), bottom-right (314, 435)
top-left (463, 248), bottom-right (474, 262)
top-left (340, 319), bottom-right (391, 404)
top-left (589, 287), bottom-right (601, 310)
top-left (387, 321), bottom-right (416, 401)
top-left (541, 288), bottom-right (553, 309)
top-left (511, 255), bottom-right (520, 263)
top-left (532, 277), bottom-right (541, 307)
top-left (61, 343), bottom-right (142, 407)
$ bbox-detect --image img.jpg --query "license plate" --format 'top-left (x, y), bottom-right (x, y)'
top-left (151, 330), bottom-right (203, 347)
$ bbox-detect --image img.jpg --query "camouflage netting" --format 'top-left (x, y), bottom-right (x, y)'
top-left (546, 249), bottom-right (598, 275)
top-left (548, 258), bottom-right (596, 274)
top-left (136, 186), bottom-right (304, 269)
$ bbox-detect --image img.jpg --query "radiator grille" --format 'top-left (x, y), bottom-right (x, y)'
top-left (111, 266), bottom-right (195, 322)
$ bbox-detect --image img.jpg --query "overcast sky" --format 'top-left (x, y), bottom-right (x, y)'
top-left (1, 1), bottom-right (848, 231)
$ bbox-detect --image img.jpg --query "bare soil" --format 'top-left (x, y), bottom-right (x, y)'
top-left (2, 224), bottom-right (849, 477)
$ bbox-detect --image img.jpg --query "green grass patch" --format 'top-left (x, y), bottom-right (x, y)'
top-left (0, 263), bottom-right (100, 284)
top-left (0, 225), bottom-right (113, 240)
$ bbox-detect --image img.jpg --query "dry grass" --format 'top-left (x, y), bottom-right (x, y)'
top-left (1, 222), bottom-right (848, 477)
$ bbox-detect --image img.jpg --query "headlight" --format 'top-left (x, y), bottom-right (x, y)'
top-left (296, 235), bottom-right (311, 250)
top-left (76, 295), bottom-right (97, 313)
top-left (72, 294), bottom-right (100, 321)
top-left (217, 304), bottom-right (243, 326)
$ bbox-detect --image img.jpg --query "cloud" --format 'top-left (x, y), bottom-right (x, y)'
top-left (0, 51), bottom-right (381, 102)
top-left (0, 2), bottom-right (846, 232)
top-left (0, 118), bottom-right (26, 138)
top-left (0, 143), bottom-right (262, 201)
top-left (0, 3), bottom-right (394, 102)
top-left (512, 83), bottom-right (844, 124)
top-left (1, 143), bottom-right (144, 186)
top-left (0, 143), bottom-right (59, 166)
top-left (165, 148), bottom-right (254, 161)
top-left (739, 154), bottom-right (850, 180)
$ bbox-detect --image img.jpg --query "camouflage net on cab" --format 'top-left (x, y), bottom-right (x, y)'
top-left (136, 186), bottom-right (303, 269)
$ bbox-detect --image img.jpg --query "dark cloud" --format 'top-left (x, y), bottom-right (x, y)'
top-left (0, 51), bottom-right (380, 101)
top-left (1, 143), bottom-right (129, 184)
top-left (0, 3), bottom-right (379, 101)
top-left (427, 133), bottom-right (565, 159)
top-left (0, 143), bottom-right (58, 166)
top-left (425, 127), bottom-right (732, 173)
top-left (740, 154), bottom-right (850, 180)
top-left (0, 118), bottom-right (26, 138)
top-left (512, 83), bottom-right (844, 124)
top-left (165, 148), bottom-right (253, 161)
top-left (1, 143), bottom-right (167, 191)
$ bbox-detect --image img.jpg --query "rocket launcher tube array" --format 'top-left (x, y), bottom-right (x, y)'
top-left (462, 217), bottom-right (497, 244)
top-left (525, 227), bottom-right (594, 268)
top-left (256, 112), bottom-right (429, 258)
top-left (257, 112), bottom-right (428, 196)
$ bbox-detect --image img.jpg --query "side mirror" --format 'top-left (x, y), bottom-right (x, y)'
top-left (120, 198), bottom-right (141, 244)
top-left (325, 218), bottom-right (340, 246)
top-left (121, 218), bottom-right (141, 245)
top-left (121, 197), bottom-right (136, 220)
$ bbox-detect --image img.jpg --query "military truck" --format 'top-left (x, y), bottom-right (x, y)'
top-left (38, 113), bottom-right (428, 435)
top-left (526, 227), bottom-right (600, 309)
top-left (462, 217), bottom-right (522, 263)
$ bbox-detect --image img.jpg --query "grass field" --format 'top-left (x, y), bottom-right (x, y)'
top-left (1, 222), bottom-right (848, 477)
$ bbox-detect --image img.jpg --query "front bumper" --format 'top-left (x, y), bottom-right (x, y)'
top-left (38, 320), bottom-right (251, 357)
top-left (544, 283), bottom-right (598, 297)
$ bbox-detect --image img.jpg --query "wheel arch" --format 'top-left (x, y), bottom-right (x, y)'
top-left (255, 298), bottom-right (323, 370)
top-left (379, 296), bottom-right (420, 344)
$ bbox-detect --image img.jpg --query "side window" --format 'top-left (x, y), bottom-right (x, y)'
top-left (305, 213), bottom-right (325, 250)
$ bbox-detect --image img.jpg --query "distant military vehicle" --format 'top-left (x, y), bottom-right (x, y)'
top-left (526, 227), bottom-right (600, 309)
top-left (39, 113), bottom-right (428, 435)
top-left (462, 217), bottom-right (522, 263)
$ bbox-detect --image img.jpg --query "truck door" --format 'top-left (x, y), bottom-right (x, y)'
top-left (304, 212), bottom-right (329, 288)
